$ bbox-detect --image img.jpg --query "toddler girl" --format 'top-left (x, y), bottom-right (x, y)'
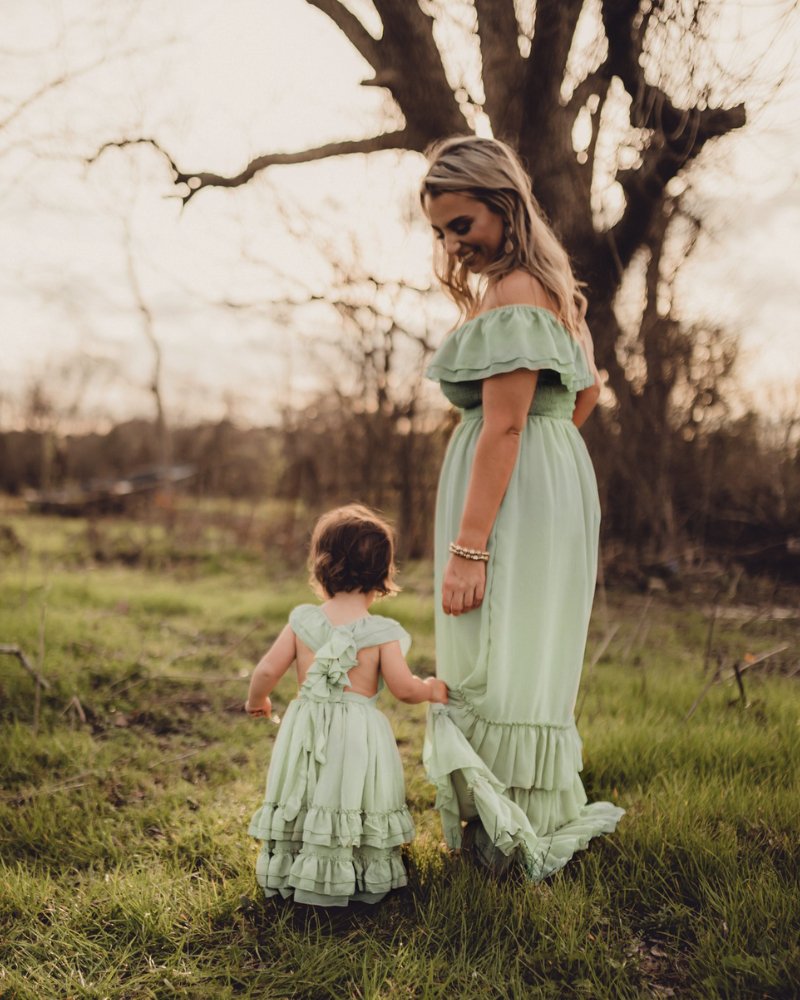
top-left (246, 503), bottom-right (447, 907)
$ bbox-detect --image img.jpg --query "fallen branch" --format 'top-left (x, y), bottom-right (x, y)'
top-left (0, 644), bottom-right (51, 689)
top-left (0, 771), bottom-right (97, 803)
top-left (685, 644), bottom-right (790, 721)
top-left (735, 644), bottom-right (790, 676)
top-left (575, 622), bottom-right (621, 722)
top-left (62, 695), bottom-right (87, 724)
top-left (146, 747), bottom-right (205, 770)
top-left (622, 595), bottom-right (653, 663)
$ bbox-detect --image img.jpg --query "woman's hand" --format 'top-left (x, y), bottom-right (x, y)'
top-left (442, 554), bottom-right (486, 616)
top-left (245, 695), bottom-right (272, 718)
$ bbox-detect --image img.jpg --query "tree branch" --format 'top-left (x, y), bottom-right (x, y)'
top-left (519, 0), bottom-right (593, 242)
top-left (369, 0), bottom-right (466, 139)
top-left (474, 0), bottom-right (525, 139)
top-left (0, 644), bottom-right (51, 690)
top-left (93, 2), bottom-right (465, 203)
top-left (598, 0), bottom-right (747, 279)
top-left (305, 0), bottom-right (381, 68)
top-left (523, 0), bottom-right (585, 122)
top-left (88, 131), bottom-right (414, 204)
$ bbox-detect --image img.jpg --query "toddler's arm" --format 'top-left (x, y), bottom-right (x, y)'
top-left (379, 640), bottom-right (448, 705)
top-left (245, 624), bottom-right (296, 717)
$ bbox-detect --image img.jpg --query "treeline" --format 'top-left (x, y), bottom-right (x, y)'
top-left (2, 400), bottom-right (798, 577)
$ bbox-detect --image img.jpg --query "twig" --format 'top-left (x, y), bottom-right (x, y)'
top-left (735, 644), bottom-right (790, 676)
top-left (0, 644), bottom-right (51, 689)
top-left (622, 595), bottom-right (652, 663)
top-left (146, 747), bottom-right (205, 770)
top-left (588, 621), bottom-right (621, 672)
top-left (35, 604), bottom-right (47, 734)
top-left (685, 659), bottom-right (722, 721)
top-left (685, 644), bottom-right (789, 721)
top-left (703, 600), bottom-right (719, 673)
top-left (0, 771), bottom-right (97, 803)
top-left (731, 659), bottom-right (747, 706)
top-left (62, 695), bottom-right (87, 724)
top-left (575, 622), bottom-right (621, 722)
top-left (219, 620), bottom-right (264, 660)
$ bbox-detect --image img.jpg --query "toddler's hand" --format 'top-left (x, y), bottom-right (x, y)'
top-left (423, 677), bottom-right (448, 704)
top-left (245, 696), bottom-right (273, 718)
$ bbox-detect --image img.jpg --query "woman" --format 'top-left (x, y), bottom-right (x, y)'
top-left (420, 135), bottom-right (623, 880)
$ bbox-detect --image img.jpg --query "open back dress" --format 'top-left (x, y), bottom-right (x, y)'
top-left (423, 305), bottom-right (624, 879)
top-left (249, 605), bottom-right (415, 906)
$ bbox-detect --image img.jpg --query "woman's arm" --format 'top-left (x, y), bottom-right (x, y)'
top-left (572, 319), bottom-right (601, 428)
top-left (442, 368), bottom-right (538, 616)
top-left (572, 381), bottom-right (600, 428)
top-left (380, 640), bottom-right (448, 704)
top-left (245, 624), bottom-right (296, 716)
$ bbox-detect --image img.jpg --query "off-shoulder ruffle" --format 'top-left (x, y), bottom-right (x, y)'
top-left (426, 305), bottom-right (594, 393)
top-left (423, 704), bottom-right (624, 882)
top-left (248, 802), bottom-right (415, 849)
top-left (445, 692), bottom-right (583, 790)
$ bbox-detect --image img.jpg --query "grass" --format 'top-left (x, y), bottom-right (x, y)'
top-left (1, 504), bottom-right (798, 999)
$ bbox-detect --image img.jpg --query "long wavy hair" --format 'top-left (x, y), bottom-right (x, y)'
top-left (420, 135), bottom-right (587, 337)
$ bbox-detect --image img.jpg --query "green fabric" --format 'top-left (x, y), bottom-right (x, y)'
top-left (249, 604), bottom-right (414, 907)
top-left (423, 305), bottom-right (624, 880)
top-left (426, 305), bottom-right (595, 412)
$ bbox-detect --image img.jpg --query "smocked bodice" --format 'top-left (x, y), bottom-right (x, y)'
top-left (426, 305), bottom-right (593, 423)
top-left (440, 369), bottom-right (577, 420)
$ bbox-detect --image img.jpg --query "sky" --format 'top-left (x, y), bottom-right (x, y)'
top-left (1, 0), bottom-right (799, 430)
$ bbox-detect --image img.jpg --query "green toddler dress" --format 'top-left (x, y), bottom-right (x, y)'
top-left (248, 604), bottom-right (415, 906)
top-left (423, 305), bottom-right (624, 880)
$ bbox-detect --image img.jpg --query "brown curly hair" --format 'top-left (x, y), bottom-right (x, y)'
top-left (308, 504), bottom-right (399, 598)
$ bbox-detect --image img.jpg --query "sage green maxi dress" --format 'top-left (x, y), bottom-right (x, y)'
top-left (249, 605), bottom-right (415, 907)
top-left (423, 305), bottom-right (624, 880)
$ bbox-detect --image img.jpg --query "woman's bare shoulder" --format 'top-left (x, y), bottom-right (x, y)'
top-left (483, 270), bottom-right (558, 314)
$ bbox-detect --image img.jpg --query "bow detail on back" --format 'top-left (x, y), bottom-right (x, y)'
top-left (302, 630), bottom-right (358, 700)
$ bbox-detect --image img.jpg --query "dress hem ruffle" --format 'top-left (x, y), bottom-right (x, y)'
top-left (423, 703), bottom-right (624, 883)
top-left (248, 802), bottom-right (415, 849)
top-left (444, 691), bottom-right (584, 790)
top-left (255, 842), bottom-right (408, 907)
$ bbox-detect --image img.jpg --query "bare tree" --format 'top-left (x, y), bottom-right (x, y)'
top-left (269, 238), bottom-right (445, 557)
top-left (121, 218), bottom-right (173, 482)
top-left (93, 1), bottom-right (790, 386)
top-left (86, 1), bottom-right (797, 559)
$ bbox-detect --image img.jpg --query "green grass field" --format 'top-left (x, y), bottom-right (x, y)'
top-left (1, 505), bottom-right (798, 999)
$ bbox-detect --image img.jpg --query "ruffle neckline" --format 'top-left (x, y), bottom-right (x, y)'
top-left (426, 305), bottom-right (594, 394)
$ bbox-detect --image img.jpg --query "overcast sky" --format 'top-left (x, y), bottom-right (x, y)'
top-left (2, 0), bottom-right (799, 429)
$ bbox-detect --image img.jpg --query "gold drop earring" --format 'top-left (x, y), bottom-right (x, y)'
top-left (504, 225), bottom-right (514, 256)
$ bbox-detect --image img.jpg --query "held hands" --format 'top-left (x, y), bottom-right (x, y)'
top-left (423, 677), bottom-right (449, 704)
top-left (245, 695), bottom-right (273, 719)
top-left (442, 554), bottom-right (486, 616)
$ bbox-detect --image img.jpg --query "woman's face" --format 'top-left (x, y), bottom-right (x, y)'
top-left (425, 191), bottom-right (504, 274)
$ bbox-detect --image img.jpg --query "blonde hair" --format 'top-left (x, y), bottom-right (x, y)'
top-left (420, 135), bottom-right (587, 337)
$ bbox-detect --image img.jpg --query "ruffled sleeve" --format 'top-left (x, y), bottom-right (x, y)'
top-left (288, 605), bottom-right (329, 652)
top-left (355, 615), bottom-right (412, 656)
top-left (426, 305), bottom-right (594, 394)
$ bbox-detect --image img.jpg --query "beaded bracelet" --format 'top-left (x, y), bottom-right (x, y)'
top-left (449, 541), bottom-right (490, 562)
